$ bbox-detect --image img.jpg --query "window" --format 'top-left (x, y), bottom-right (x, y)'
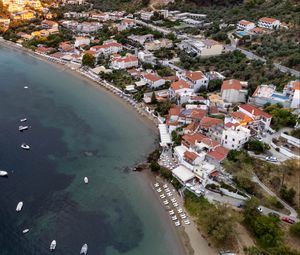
top-left (225, 135), bottom-right (227, 139)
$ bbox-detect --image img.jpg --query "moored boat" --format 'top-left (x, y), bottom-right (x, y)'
top-left (19, 126), bottom-right (29, 131)
top-left (16, 201), bottom-right (23, 212)
top-left (80, 244), bottom-right (88, 254)
top-left (0, 170), bottom-right (8, 177)
top-left (22, 229), bottom-right (29, 234)
top-left (21, 143), bottom-right (30, 150)
top-left (50, 240), bottom-right (56, 251)
top-left (20, 118), bottom-right (27, 122)
top-left (84, 177), bottom-right (88, 184)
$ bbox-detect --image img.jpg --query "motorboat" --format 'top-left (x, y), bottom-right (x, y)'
top-left (20, 118), bottom-right (27, 122)
top-left (84, 177), bottom-right (88, 184)
top-left (16, 201), bottom-right (23, 212)
top-left (22, 229), bottom-right (29, 234)
top-left (19, 126), bottom-right (29, 131)
top-left (80, 243), bottom-right (88, 254)
top-left (24, 86), bottom-right (29, 89)
top-left (21, 143), bottom-right (30, 150)
top-left (0, 170), bottom-right (8, 177)
top-left (50, 240), bottom-right (56, 251)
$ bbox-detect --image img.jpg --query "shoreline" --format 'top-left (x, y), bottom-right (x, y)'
top-left (0, 39), bottom-right (215, 255)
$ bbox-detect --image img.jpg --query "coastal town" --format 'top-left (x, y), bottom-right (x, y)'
top-left (0, 0), bottom-right (300, 254)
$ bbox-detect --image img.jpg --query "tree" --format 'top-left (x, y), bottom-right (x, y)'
top-left (171, 130), bottom-right (182, 146)
top-left (280, 185), bottom-right (296, 205)
top-left (290, 222), bottom-right (300, 238)
top-left (244, 140), bottom-right (270, 154)
top-left (82, 53), bottom-right (95, 68)
top-left (208, 79), bottom-right (222, 92)
top-left (150, 91), bottom-right (157, 104)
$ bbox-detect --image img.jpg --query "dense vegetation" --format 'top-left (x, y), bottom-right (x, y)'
top-left (178, 50), bottom-right (293, 94)
top-left (88, 0), bottom-right (149, 12)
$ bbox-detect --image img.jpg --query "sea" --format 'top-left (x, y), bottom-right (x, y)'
top-left (0, 46), bottom-right (184, 255)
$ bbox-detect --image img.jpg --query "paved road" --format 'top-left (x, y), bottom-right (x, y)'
top-left (252, 173), bottom-right (298, 218)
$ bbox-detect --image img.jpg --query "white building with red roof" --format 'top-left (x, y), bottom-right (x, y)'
top-left (258, 17), bottom-right (280, 29)
top-left (238, 104), bottom-right (272, 131)
top-left (111, 54), bottom-right (138, 69)
top-left (90, 41), bottom-right (123, 56)
top-left (142, 73), bottom-right (165, 88)
top-left (237, 20), bottom-right (256, 31)
top-left (177, 70), bottom-right (208, 92)
top-left (221, 79), bottom-right (248, 103)
top-left (74, 36), bottom-right (90, 47)
top-left (117, 18), bottom-right (136, 31)
top-left (221, 125), bottom-right (251, 150)
top-left (169, 80), bottom-right (194, 103)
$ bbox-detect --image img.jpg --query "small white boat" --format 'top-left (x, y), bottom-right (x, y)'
top-left (50, 240), bottom-right (56, 251)
top-left (0, 170), bottom-right (8, 177)
top-left (20, 118), bottom-right (27, 122)
top-left (24, 86), bottom-right (29, 89)
top-left (21, 143), bottom-right (30, 150)
top-left (84, 177), bottom-right (88, 184)
top-left (22, 229), bottom-right (29, 234)
top-left (19, 126), bottom-right (29, 131)
top-left (80, 243), bottom-right (88, 254)
top-left (16, 201), bottom-right (23, 212)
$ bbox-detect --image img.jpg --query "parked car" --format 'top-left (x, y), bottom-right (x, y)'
top-left (281, 217), bottom-right (295, 224)
top-left (265, 156), bottom-right (278, 162)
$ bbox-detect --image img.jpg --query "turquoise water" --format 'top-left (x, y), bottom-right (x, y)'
top-left (0, 46), bottom-right (184, 255)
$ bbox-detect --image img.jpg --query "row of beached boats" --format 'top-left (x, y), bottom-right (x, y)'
top-left (49, 240), bottom-right (88, 254)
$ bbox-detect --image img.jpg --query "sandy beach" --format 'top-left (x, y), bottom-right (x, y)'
top-left (0, 38), bottom-right (217, 255)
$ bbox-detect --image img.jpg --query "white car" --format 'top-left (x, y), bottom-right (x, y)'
top-left (177, 208), bottom-right (183, 213)
top-left (173, 203), bottom-right (179, 207)
top-left (165, 188), bottom-right (170, 192)
top-left (265, 156), bottom-right (278, 162)
top-left (184, 220), bottom-right (190, 225)
top-left (169, 210), bottom-right (175, 215)
top-left (160, 194), bottom-right (166, 199)
top-left (163, 200), bottom-right (169, 205)
top-left (167, 192), bottom-right (172, 197)
top-left (180, 214), bottom-right (187, 219)
top-left (171, 198), bottom-right (177, 203)
top-left (175, 221), bottom-right (181, 226)
top-left (163, 184), bottom-right (168, 189)
top-left (154, 183), bottom-right (159, 188)
top-left (171, 215), bottom-right (177, 221)
top-left (157, 188), bottom-right (162, 193)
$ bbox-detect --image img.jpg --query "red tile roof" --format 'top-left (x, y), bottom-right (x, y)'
top-left (144, 73), bottom-right (163, 82)
top-left (200, 117), bottom-right (223, 129)
top-left (184, 151), bottom-right (198, 161)
top-left (169, 107), bottom-right (181, 116)
top-left (186, 71), bottom-right (205, 81)
top-left (191, 109), bottom-right (206, 120)
top-left (239, 20), bottom-right (254, 26)
top-left (292, 81), bottom-right (300, 91)
top-left (259, 17), bottom-right (278, 24)
top-left (171, 80), bottom-right (190, 91)
top-left (221, 79), bottom-right (242, 91)
top-left (207, 146), bottom-right (229, 161)
top-left (182, 133), bottom-right (206, 146)
top-left (239, 104), bottom-right (272, 119)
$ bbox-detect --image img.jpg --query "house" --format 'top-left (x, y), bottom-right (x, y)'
top-left (111, 54), bottom-right (139, 69)
top-left (59, 42), bottom-right (74, 52)
top-left (12, 10), bottom-right (35, 20)
top-left (221, 125), bottom-right (251, 150)
top-left (137, 51), bottom-right (156, 63)
top-left (143, 73), bottom-right (165, 88)
top-left (206, 145), bottom-right (229, 167)
top-left (90, 41), bottom-right (123, 56)
top-left (177, 70), bottom-right (208, 92)
top-left (199, 117), bottom-right (223, 141)
top-left (76, 22), bottom-right (102, 33)
top-left (283, 80), bottom-right (300, 109)
top-left (41, 20), bottom-right (58, 29)
top-left (35, 46), bottom-right (55, 54)
top-left (90, 12), bottom-right (110, 21)
top-left (221, 79), bottom-right (248, 103)
top-left (128, 34), bottom-right (154, 46)
top-left (169, 80), bottom-right (194, 104)
top-left (74, 37), bottom-right (90, 47)
top-left (258, 17), bottom-right (280, 29)
top-left (143, 89), bottom-right (169, 104)
top-left (178, 39), bottom-right (224, 57)
top-left (250, 84), bottom-right (291, 107)
top-left (117, 18), bottom-right (136, 31)
top-left (238, 104), bottom-right (272, 131)
top-left (141, 11), bottom-right (154, 21)
top-left (144, 39), bottom-right (173, 51)
top-left (237, 20), bottom-right (255, 31)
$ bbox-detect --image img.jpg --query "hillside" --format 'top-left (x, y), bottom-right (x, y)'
top-left (88, 0), bottom-right (150, 12)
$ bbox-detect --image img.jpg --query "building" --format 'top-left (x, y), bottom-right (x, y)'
top-left (250, 84), bottom-right (291, 107)
top-left (238, 104), bottom-right (272, 131)
top-left (90, 12), bottom-right (110, 21)
top-left (74, 36), bottom-right (90, 47)
top-left (90, 41), bottom-right (123, 56)
top-left (258, 17), bottom-right (281, 29)
top-left (137, 51), bottom-right (155, 63)
top-left (221, 125), bottom-right (251, 150)
top-left (142, 73), bottom-right (165, 88)
top-left (117, 18), bottom-right (136, 31)
top-left (76, 22), bottom-right (102, 33)
top-left (169, 80), bottom-right (194, 104)
top-left (143, 89), bottom-right (169, 104)
top-left (221, 79), bottom-right (248, 103)
top-left (237, 20), bottom-right (256, 31)
top-left (111, 54), bottom-right (139, 69)
top-left (128, 34), bottom-right (154, 46)
top-left (41, 20), bottom-right (58, 29)
top-left (178, 39), bottom-right (224, 57)
top-left (144, 39), bottom-right (173, 51)
top-left (283, 80), bottom-right (300, 109)
top-left (177, 71), bottom-right (208, 92)
top-left (140, 11), bottom-right (153, 21)
top-left (199, 117), bottom-right (223, 141)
